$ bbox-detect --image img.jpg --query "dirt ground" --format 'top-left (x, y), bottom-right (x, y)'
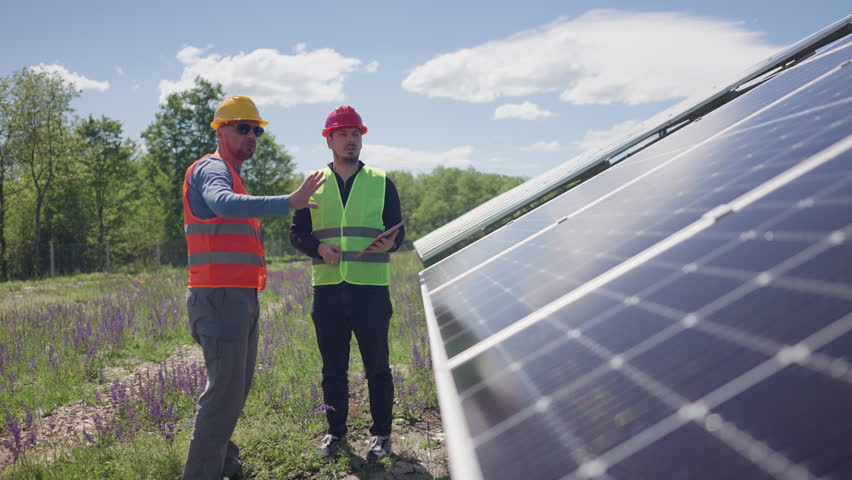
top-left (1, 344), bottom-right (449, 479)
top-left (338, 394), bottom-right (449, 480)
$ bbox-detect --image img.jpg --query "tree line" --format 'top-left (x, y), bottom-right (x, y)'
top-left (0, 69), bottom-right (524, 281)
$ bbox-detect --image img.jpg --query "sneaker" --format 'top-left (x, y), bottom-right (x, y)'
top-left (318, 434), bottom-right (346, 459)
top-left (224, 463), bottom-right (256, 480)
top-left (222, 458), bottom-right (242, 478)
top-left (366, 435), bottom-right (392, 462)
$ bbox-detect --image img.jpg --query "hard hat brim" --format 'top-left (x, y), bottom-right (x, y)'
top-left (322, 125), bottom-right (368, 137)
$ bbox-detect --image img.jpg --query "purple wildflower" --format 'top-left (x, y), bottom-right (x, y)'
top-left (1, 410), bottom-right (24, 463)
top-left (412, 343), bottom-right (424, 371)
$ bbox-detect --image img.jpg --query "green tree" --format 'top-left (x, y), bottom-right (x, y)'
top-left (387, 170), bottom-right (417, 222)
top-left (241, 133), bottom-right (295, 196)
top-left (403, 167), bottom-right (524, 241)
top-left (0, 74), bottom-right (12, 279)
top-left (76, 115), bottom-right (132, 269)
top-left (141, 77), bottom-right (222, 244)
top-left (7, 68), bottom-right (78, 276)
top-left (42, 155), bottom-right (90, 274)
top-left (409, 168), bottom-right (462, 239)
top-left (116, 145), bottom-right (171, 268)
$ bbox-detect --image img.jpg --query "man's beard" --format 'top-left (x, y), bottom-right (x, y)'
top-left (340, 152), bottom-right (359, 164)
top-left (236, 144), bottom-right (256, 161)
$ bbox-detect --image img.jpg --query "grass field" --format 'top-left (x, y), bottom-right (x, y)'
top-left (0, 251), bottom-right (444, 479)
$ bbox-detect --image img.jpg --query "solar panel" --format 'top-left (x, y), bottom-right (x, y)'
top-left (422, 34), bottom-right (852, 290)
top-left (413, 15), bottom-right (852, 264)
top-left (420, 25), bottom-right (852, 480)
top-left (425, 36), bottom-right (852, 358)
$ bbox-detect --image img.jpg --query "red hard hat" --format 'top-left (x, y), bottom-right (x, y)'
top-left (322, 106), bottom-right (368, 137)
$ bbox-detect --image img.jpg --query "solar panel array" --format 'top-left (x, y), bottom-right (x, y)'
top-left (419, 28), bottom-right (852, 480)
top-left (413, 15), bottom-right (852, 264)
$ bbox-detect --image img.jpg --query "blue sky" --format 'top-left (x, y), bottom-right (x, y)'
top-left (1, 1), bottom-right (849, 177)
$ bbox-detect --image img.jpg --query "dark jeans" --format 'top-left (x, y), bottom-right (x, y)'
top-left (311, 283), bottom-right (394, 437)
top-left (183, 287), bottom-right (259, 480)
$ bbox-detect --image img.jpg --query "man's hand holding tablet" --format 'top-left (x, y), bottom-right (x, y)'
top-left (356, 222), bottom-right (403, 257)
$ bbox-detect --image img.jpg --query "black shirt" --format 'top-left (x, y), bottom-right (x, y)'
top-left (289, 161), bottom-right (405, 258)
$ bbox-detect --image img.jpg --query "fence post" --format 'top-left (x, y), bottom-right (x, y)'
top-left (105, 240), bottom-right (111, 273)
top-left (50, 241), bottom-right (55, 277)
top-left (156, 239), bottom-right (161, 269)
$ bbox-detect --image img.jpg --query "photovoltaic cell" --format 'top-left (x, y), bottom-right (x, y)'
top-left (607, 423), bottom-right (777, 480)
top-left (713, 366), bottom-right (852, 478)
top-left (818, 330), bottom-right (852, 363)
top-left (421, 25), bottom-right (852, 480)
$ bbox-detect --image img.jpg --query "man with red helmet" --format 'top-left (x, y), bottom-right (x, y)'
top-left (182, 96), bottom-right (325, 479)
top-left (290, 105), bottom-right (405, 462)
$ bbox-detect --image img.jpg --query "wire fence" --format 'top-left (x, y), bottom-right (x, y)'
top-left (44, 235), bottom-right (306, 277)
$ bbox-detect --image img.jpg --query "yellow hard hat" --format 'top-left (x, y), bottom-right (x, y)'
top-left (210, 96), bottom-right (269, 129)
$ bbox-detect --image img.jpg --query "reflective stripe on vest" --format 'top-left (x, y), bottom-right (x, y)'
top-left (311, 251), bottom-right (390, 265)
top-left (312, 226), bottom-right (384, 240)
top-left (309, 165), bottom-right (389, 286)
top-left (188, 251), bottom-right (266, 266)
top-left (183, 155), bottom-right (267, 289)
top-left (185, 222), bottom-right (262, 238)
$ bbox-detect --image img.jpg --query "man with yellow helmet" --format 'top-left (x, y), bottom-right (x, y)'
top-left (182, 96), bottom-right (325, 479)
top-left (290, 105), bottom-right (405, 463)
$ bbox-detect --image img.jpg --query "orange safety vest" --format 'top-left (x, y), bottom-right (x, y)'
top-left (182, 154), bottom-right (266, 290)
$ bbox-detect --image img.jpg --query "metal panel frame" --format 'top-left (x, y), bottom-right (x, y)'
top-left (420, 278), bottom-right (484, 480)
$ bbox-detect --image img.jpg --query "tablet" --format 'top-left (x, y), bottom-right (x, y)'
top-left (356, 222), bottom-right (403, 257)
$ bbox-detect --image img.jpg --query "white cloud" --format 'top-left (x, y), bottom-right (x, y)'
top-left (364, 61), bottom-right (380, 73)
top-left (494, 101), bottom-right (554, 120)
top-left (115, 65), bottom-right (125, 75)
top-left (176, 45), bottom-right (206, 64)
top-left (30, 64), bottom-right (109, 92)
top-left (159, 45), bottom-right (365, 106)
top-left (361, 144), bottom-right (475, 172)
top-left (402, 9), bottom-right (780, 105)
top-left (521, 141), bottom-right (562, 152)
top-left (577, 119), bottom-right (642, 153)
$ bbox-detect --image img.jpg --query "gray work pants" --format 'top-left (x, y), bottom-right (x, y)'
top-left (183, 287), bottom-right (259, 480)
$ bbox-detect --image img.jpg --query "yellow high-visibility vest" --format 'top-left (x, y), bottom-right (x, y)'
top-left (310, 166), bottom-right (390, 286)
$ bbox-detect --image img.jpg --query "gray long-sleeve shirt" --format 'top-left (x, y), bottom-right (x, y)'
top-left (186, 155), bottom-right (291, 219)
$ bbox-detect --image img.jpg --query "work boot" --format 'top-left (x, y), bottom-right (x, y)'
top-left (366, 435), bottom-right (391, 462)
top-left (318, 434), bottom-right (346, 459)
top-left (224, 462), bottom-right (257, 480)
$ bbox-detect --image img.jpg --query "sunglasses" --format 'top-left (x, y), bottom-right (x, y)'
top-left (231, 123), bottom-right (264, 138)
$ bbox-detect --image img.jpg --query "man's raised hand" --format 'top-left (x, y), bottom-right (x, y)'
top-left (289, 171), bottom-right (326, 210)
